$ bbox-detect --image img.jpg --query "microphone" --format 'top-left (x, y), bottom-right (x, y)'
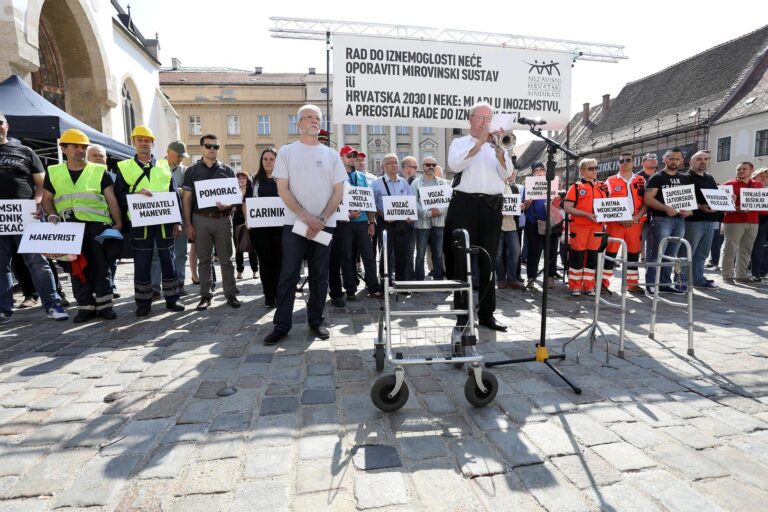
top-left (517, 116), bottom-right (547, 126)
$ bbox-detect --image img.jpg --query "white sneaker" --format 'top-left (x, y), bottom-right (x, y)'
top-left (0, 312), bottom-right (10, 324)
top-left (570, 289), bottom-right (581, 297)
top-left (47, 305), bottom-right (69, 321)
top-left (586, 289), bottom-right (596, 296)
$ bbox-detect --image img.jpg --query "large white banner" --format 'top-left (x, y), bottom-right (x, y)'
top-left (127, 193), bottom-right (181, 227)
top-left (334, 35), bottom-right (572, 130)
top-left (18, 222), bottom-right (85, 255)
top-left (195, 178), bottom-right (241, 209)
top-left (0, 200), bottom-right (38, 235)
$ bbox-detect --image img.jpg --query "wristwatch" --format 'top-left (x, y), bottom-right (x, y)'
top-left (318, 215), bottom-right (326, 223)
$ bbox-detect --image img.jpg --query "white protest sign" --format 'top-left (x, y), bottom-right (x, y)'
top-left (0, 200), bottom-right (38, 235)
top-left (244, 197), bottom-right (288, 228)
top-left (502, 193), bottom-right (521, 216)
top-left (195, 178), bottom-right (241, 209)
top-left (18, 222), bottom-right (85, 255)
top-left (594, 198), bottom-right (632, 222)
top-left (126, 192), bottom-right (181, 227)
top-left (334, 34), bottom-right (571, 130)
top-left (383, 196), bottom-right (418, 221)
top-left (740, 188), bottom-right (768, 211)
top-left (662, 184), bottom-right (697, 211)
top-left (418, 185), bottom-right (453, 210)
top-left (345, 185), bottom-right (376, 212)
top-left (524, 176), bottom-right (559, 201)
top-left (701, 188), bottom-right (735, 212)
top-left (292, 220), bottom-right (332, 246)
top-left (330, 189), bottom-right (350, 224)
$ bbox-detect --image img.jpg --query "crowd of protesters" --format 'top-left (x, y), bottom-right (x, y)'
top-left (2, 106), bottom-right (766, 342)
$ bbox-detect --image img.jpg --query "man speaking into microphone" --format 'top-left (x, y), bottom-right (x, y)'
top-left (445, 101), bottom-right (514, 332)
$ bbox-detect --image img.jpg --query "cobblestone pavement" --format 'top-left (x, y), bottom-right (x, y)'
top-left (1, 261), bottom-right (767, 511)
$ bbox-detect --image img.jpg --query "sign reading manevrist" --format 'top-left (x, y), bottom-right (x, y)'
top-left (418, 185), bottom-right (453, 210)
top-left (524, 176), bottom-right (559, 201)
top-left (740, 188), bottom-right (768, 211)
top-left (334, 34), bottom-right (571, 130)
top-left (245, 197), bottom-right (288, 228)
top-left (127, 192), bottom-right (181, 227)
top-left (383, 196), bottom-right (417, 221)
top-left (594, 198), bottom-right (632, 222)
top-left (0, 200), bottom-right (38, 235)
top-left (195, 178), bottom-right (241, 209)
top-left (662, 185), bottom-right (697, 211)
top-left (18, 222), bottom-right (85, 255)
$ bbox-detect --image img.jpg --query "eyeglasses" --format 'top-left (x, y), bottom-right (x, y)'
top-left (203, 143), bottom-right (220, 150)
top-left (343, 154), bottom-right (356, 158)
top-left (585, 166), bottom-right (598, 171)
top-left (471, 115), bottom-right (492, 122)
top-left (405, 165), bottom-right (418, 169)
top-left (423, 163), bottom-right (436, 168)
top-left (619, 158), bottom-right (633, 163)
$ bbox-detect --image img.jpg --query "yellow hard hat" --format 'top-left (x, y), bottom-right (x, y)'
top-left (131, 125), bottom-right (156, 140)
top-left (59, 128), bottom-right (90, 145)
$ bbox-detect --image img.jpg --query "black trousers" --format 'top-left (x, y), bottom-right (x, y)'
top-left (250, 226), bottom-right (282, 301)
top-left (377, 221), bottom-right (410, 283)
top-left (444, 191), bottom-right (502, 323)
top-left (330, 221), bottom-right (379, 297)
top-left (524, 223), bottom-right (558, 280)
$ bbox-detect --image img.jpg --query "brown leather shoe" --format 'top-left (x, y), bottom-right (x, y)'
top-left (507, 281), bottom-right (526, 290)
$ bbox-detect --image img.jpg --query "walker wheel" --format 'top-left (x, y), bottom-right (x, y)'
top-left (464, 370), bottom-right (498, 407)
top-left (371, 374), bottom-right (409, 412)
top-left (374, 344), bottom-right (385, 372)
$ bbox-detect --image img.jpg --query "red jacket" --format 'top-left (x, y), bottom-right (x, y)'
top-left (723, 178), bottom-right (762, 224)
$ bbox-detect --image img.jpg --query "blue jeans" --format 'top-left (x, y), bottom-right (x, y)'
top-left (274, 225), bottom-right (334, 333)
top-left (682, 221), bottom-right (714, 286)
top-left (414, 227), bottom-right (444, 280)
top-left (1, 235), bottom-right (61, 315)
top-left (646, 216), bottom-right (686, 288)
top-left (495, 230), bottom-right (521, 282)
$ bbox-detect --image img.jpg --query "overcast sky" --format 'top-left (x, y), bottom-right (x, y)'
top-left (125, 0), bottom-right (764, 119)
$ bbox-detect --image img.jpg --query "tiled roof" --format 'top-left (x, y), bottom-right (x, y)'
top-left (714, 56), bottom-right (768, 123)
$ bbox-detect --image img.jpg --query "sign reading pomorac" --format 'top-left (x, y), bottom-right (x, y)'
top-left (333, 35), bottom-right (572, 130)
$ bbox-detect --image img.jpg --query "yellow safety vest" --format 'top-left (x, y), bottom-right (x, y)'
top-left (48, 162), bottom-right (111, 223)
top-left (117, 158), bottom-right (174, 238)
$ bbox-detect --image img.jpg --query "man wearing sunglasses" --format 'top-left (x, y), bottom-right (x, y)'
top-left (182, 134), bottom-right (240, 311)
top-left (411, 157), bottom-right (449, 280)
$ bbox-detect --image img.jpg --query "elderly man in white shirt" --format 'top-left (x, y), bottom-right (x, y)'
top-left (445, 101), bottom-right (513, 332)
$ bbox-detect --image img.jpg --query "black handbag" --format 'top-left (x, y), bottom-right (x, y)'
top-left (235, 224), bottom-right (253, 252)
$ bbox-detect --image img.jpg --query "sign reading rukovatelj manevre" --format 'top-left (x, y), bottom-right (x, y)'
top-left (333, 34), bottom-right (572, 130)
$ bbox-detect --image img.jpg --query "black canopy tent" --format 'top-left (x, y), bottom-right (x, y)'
top-left (0, 74), bottom-right (134, 164)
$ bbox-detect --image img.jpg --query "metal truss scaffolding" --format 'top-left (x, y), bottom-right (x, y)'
top-left (270, 17), bottom-right (627, 63)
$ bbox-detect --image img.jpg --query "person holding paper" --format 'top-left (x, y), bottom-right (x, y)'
top-left (262, 105), bottom-right (346, 346)
top-left (637, 153), bottom-right (659, 262)
top-left (248, 148), bottom-right (281, 308)
top-left (522, 162), bottom-right (560, 290)
top-left (41, 129), bottom-right (122, 323)
top-left (445, 102), bottom-right (513, 332)
top-left (749, 168), bottom-right (768, 281)
top-left (0, 112), bottom-right (68, 324)
top-left (643, 148), bottom-right (692, 294)
top-left (114, 126), bottom-right (184, 317)
top-left (411, 157), bottom-right (449, 280)
top-left (497, 175), bottom-right (523, 290)
top-left (233, 171), bottom-right (258, 280)
top-left (602, 152), bottom-right (648, 293)
top-left (563, 158), bottom-right (608, 296)
top-left (722, 161), bottom-right (763, 284)
top-left (681, 150), bottom-right (719, 289)
top-left (328, 146), bottom-right (379, 306)
top-left (182, 134), bottom-right (240, 311)
top-left (372, 154), bottom-right (415, 286)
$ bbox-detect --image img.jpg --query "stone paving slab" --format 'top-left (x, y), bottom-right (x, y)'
top-left (1, 265), bottom-right (767, 510)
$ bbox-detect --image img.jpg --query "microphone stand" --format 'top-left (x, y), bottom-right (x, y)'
top-left (486, 124), bottom-right (582, 394)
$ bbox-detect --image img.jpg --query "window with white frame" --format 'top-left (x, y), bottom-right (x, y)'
top-left (288, 115), bottom-right (299, 135)
top-left (227, 115), bottom-right (240, 136)
top-left (258, 115), bottom-right (271, 136)
top-left (229, 153), bottom-right (242, 171)
top-left (344, 124), bottom-right (359, 135)
top-left (189, 115), bottom-right (202, 136)
top-left (756, 129), bottom-right (768, 157)
top-left (717, 137), bottom-right (731, 162)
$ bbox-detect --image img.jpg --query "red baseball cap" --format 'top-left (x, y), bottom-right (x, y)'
top-left (356, 151), bottom-right (366, 158)
top-left (339, 145), bottom-right (358, 157)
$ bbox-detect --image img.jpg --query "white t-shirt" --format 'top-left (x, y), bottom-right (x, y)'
top-left (272, 141), bottom-right (347, 226)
